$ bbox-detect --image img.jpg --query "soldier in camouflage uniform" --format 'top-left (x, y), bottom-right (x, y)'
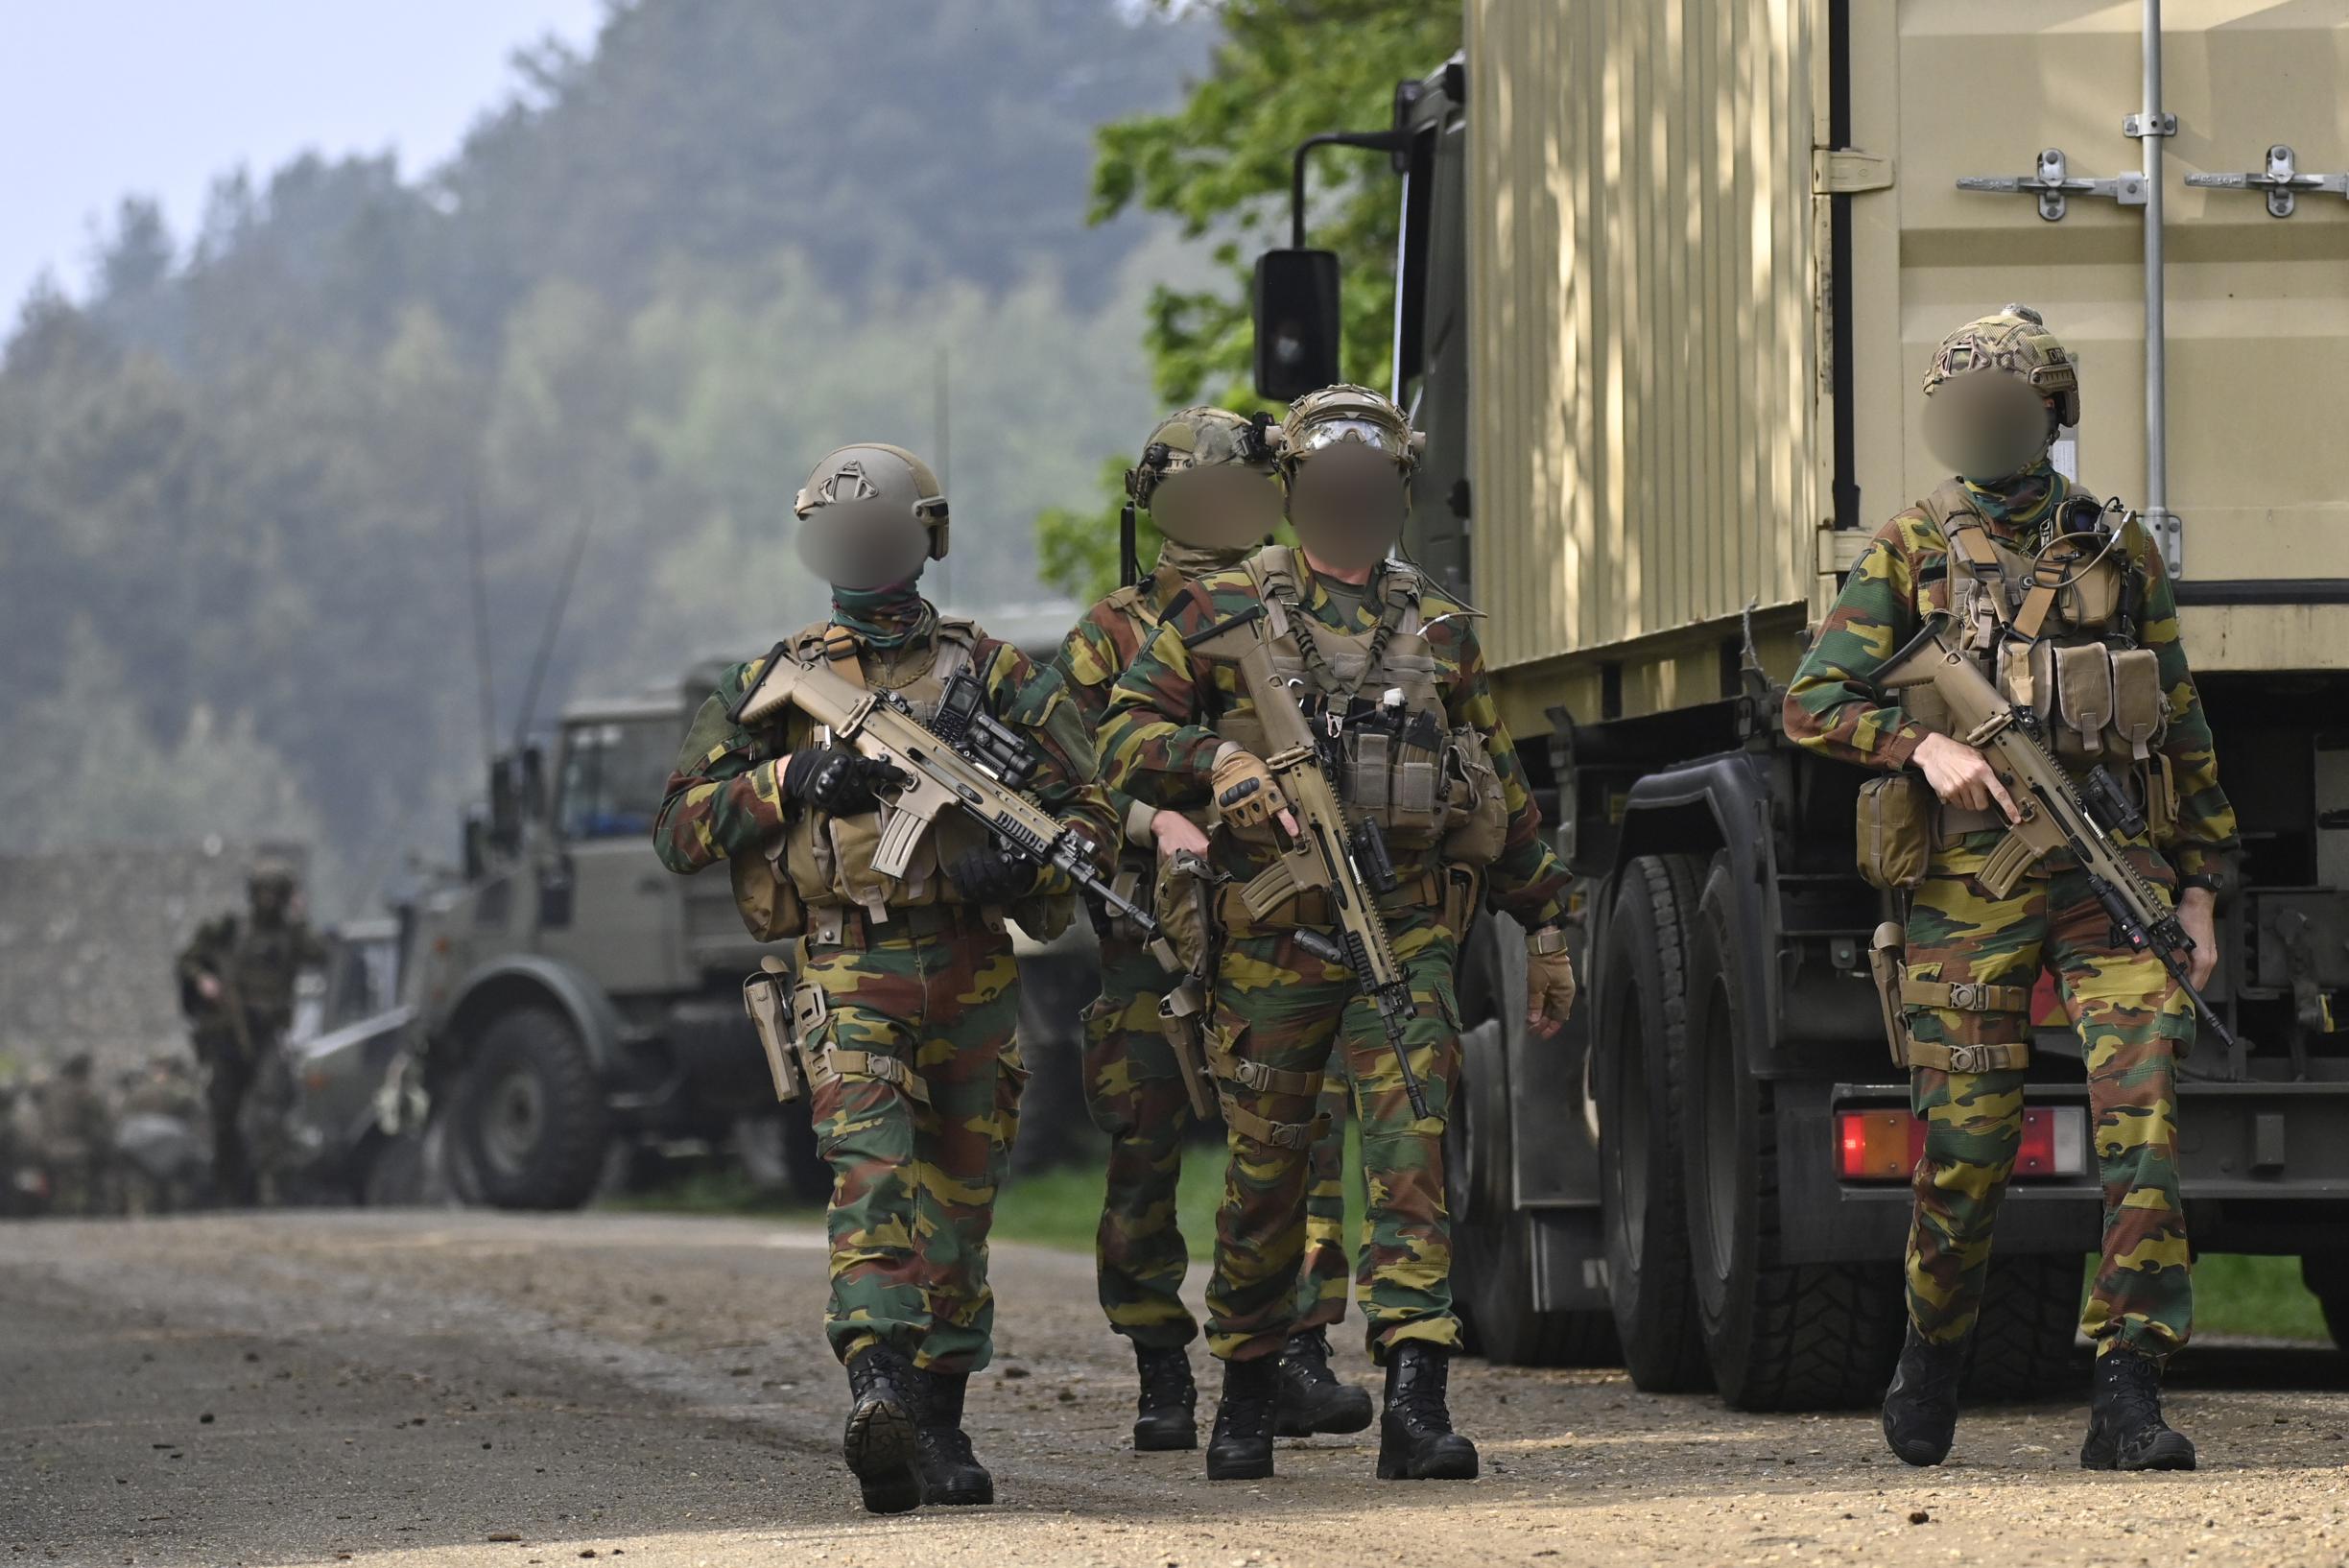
top-left (177, 856), bottom-right (327, 1206)
top-left (1100, 386), bottom-right (1578, 1482)
top-left (654, 442), bottom-right (1116, 1514)
top-left (1056, 407), bottom-right (1373, 1451)
top-left (1785, 307), bottom-right (2237, 1474)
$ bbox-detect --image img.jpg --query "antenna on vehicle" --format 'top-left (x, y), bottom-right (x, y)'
top-left (511, 511), bottom-right (596, 752)
top-left (466, 488), bottom-right (499, 769)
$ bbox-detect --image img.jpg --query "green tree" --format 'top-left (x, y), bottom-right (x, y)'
top-left (1034, 0), bottom-right (1459, 603)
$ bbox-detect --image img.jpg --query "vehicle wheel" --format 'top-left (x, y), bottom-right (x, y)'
top-left (456, 1009), bottom-right (609, 1211)
top-left (1682, 852), bottom-right (1905, 1410)
top-left (1449, 1018), bottom-right (1619, 1366)
top-left (2301, 1257), bottom-right (2349, 1350)
top-left (1962, 1253), bottom-right (2086, 1402)
top-left (1595, 853), bottom-right (1713, 1392)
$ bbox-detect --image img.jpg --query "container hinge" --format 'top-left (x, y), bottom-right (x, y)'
top-left (1812, 148), bottom-right (1892, 195)
top-left (1957, 148), bottom-right (2147, 223)
top-left (2186, 144), bottom-right (2349, 220)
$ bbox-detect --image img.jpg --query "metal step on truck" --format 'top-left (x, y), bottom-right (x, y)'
top-left (1252, 0), bottom-right (2349, 1407)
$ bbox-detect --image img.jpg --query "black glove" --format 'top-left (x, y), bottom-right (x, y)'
top-left (781, 747), bottom-right (907, 815)
top-left (946, 845), bottom-right (1041, 905)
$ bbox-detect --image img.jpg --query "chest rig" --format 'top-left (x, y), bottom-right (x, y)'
top-left (1906, 481), bottom-right (2169, 781)
top-left (759, 618), bottom-right (995, 920)
top-left (1211, 547), bottom-right (1505, 861)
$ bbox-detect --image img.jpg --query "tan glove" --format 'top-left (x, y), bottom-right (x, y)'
top-left (1526, 926), bottom-right (1577, 1029)
top-left (1210, 744), bottom-right (1288, 831)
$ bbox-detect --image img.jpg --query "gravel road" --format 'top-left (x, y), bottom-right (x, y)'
top-left (5, 1210), bottom-right (2345, 1567)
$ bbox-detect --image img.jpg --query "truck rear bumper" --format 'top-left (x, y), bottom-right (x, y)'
top-left (1773, 1079), bottom-right (2349, 1264)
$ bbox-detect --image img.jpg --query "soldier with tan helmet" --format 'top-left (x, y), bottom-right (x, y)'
top-left (1099, 385), bottom-right (1577, 1483)
top-left (1786, 306), bottom-right (2238, 1473)
top-left (654, 441), bottom-right (1117, 1514)
top-left (177, 854), bottom-right (327, 1206)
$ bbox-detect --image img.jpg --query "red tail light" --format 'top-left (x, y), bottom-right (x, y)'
top-left (1836, 1107), bottom-right (2086, 1182)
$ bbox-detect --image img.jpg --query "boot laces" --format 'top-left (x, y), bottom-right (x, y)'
top-left (2102, 1352), bottom-right (2168, 1430)
top-left (1137, 1349), bottom-right (1193, 1411)
top-left (921, 1423), bottom-right (981, 1466)
top-left (1284, 1329), bottom-right (1338, 1389)
top-left (1899, 1333), bottom-right (1965, 1403)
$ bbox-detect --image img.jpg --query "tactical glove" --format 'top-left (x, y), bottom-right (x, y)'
top-left (781, 747), bottom-right (907, 816)
top-left (1526, 927), bottom-right (1578, 1027)
top-left (946, 845), bottom-right (1041, 906)
top-left (1210, 744), bottom-right (1287, 830)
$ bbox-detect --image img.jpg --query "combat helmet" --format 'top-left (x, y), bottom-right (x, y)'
top-left (1125, 407), bottom-right (1281, 508)
top-left (1279, 384), bottom-right (1425, 477)
top-left (1923, 304), bottom-right (2080, 428)
top-left (794, 443), bottom-right (951, 559)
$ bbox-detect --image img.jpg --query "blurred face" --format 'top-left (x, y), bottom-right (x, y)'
top-left (795, 500), bottom-right (932, 591)
top-left (1149, 464), bottom-right (1283, 550)
top-left (249, 877), bottom-right (292, 923)
top-left (1924, 372), bottom-right (2056, 484)
top-left (1285, 444), bottom-right (1409, 571)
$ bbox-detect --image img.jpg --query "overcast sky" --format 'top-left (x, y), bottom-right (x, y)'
top-left (0, 0), bottom-right (605, 317)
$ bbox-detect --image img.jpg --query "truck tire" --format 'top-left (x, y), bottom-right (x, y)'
top-left (1595, 853), bottom-right (1713, 1392)
top-left (1448, 1019), bottom-right (1618, 1366)
top-left (456, 1008), bottom-right (609, 1211)
top-left (1961, 1254), bottom-right (2086, 1402)
top-left (1681, 853), bottom-right (1905, 1409)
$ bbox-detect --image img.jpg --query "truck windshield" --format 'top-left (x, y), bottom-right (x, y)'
top-left (557, 718), bottom-right (678, 840)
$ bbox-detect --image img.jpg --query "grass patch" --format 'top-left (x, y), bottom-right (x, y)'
top-left (2193, 1253), bottom-right (2331, 1343)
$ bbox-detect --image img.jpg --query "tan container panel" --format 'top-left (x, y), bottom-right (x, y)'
top-left (1466, 0), bottom-right (1831, 677)
top-left (1850, 1), bottom-right (2349, 669)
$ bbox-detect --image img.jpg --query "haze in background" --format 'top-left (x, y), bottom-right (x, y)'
top-left (0, 0), bottom-right (605, 313)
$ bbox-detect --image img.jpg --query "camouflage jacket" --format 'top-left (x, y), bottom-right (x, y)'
top-left (652, 610), bottom-right (1118, 893)
top-left (1053, 563), bottom-right (1198, 848)
top-left (177, 914), bottom-right (326, 1036)
top-left (1098, 556), bottom-right (1569, 926)
top-left (1784, 479), bottom-right (2238, 887)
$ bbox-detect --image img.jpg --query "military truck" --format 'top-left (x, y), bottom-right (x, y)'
top-left (405, 613), bottom-right (1103, 1211)
top-left (1255, 0), bottom-right (2349, 1406)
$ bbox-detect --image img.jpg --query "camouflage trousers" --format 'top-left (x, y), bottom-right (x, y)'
top-left (1082, 935), bottom-right (1355, 1349)
top-left (802, 914), bottom-right (1025, 1375)
top-left (1204, 909), bottom-right (1461, 1364)
top-left (1294, 1070), bottom-right (1366, 1333)
top-left (1903, 831), bottom-right (2195, 1360)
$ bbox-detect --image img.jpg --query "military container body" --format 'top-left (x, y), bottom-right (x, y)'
top-left (1320, 0), bottom-right (2349, 1403)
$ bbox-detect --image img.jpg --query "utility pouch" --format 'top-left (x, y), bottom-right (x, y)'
top-left (2143, 752), bottom-right (2181, 844)
top-left (2108, 647), bottom-right (2167, 761)
top-left (2053, 643), bottom-right (2115, 763)
top-left (1156, 976), bottom-right (1220, 1122)
top-left (730, 840), bottom-right (806, 941)
top-left (1855, 773), bottom-right (1933, 891)
top-left (1437, 727), bottom-right (1509, 867)
top-left (742, 957), bottom-right (806, 1103)
top-left (1867, 921), bottom-right (1913, 1068)
top-left (1438, 864), bottom-right (1483, 939)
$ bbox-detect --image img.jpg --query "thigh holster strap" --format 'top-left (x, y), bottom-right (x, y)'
top-left (1904, 1039), bottom-right (2031, 1074)
top-left (1899, 976), bottom-right (2030, 1013)
top-left (818, 1048), bottom-right (932, 1107)
top-left (1207, 1048), bottom-right (1321, 1098)
top-left (1220, 1096), bottom-right (1331, 1152)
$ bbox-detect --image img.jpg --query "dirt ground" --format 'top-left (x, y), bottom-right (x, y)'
top-left (4, 1210), bottom-right (2346, 1568)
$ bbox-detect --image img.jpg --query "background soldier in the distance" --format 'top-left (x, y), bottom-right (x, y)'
top-left (176, 856), bottom-right (327, 1206)
top-left (655, 442), bottom-right (1116, 1515)
top-left (1785, 306), bottom-right (2236, 1474)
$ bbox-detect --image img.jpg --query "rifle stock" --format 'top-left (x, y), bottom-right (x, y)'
top-left (1877, 616), bottom-right (2239, 1057)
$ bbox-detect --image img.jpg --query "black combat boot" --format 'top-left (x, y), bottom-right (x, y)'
top-left (914, 1369), bottom-right (994, 1505)
top-left (1275, 1328), bottom-right (1375, 1437)
top-left (1204, 1356), bottom-right (1282, 1481)
top-left (841, 1344), bottom-right (924, 1514)
top-left (1882, 1325), bottom-right (1967, 1467)
top-left (1376, 1342), bottom-right (1478, 1480)
top-left (2080, 1346), bottom-right (2196, 1472)
top-left (1132, 1342), bottom-right (1198, 1452)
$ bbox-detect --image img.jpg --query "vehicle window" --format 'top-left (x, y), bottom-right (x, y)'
top-left (558, 718), bottom-right (678, 841)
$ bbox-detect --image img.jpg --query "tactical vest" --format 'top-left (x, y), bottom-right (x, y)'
top-left (1212, 547), bottom-right (1507, 862)
top-left (1892, 482), bottom-right (2174, 842)
top-left (218, 917), bottom-right (304, 1033)
top-left (732, 617), bottom-right (1072, 940)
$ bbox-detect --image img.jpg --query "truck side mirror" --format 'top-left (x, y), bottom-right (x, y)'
top-left (1253, 249), bottom-right (1342, 401)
